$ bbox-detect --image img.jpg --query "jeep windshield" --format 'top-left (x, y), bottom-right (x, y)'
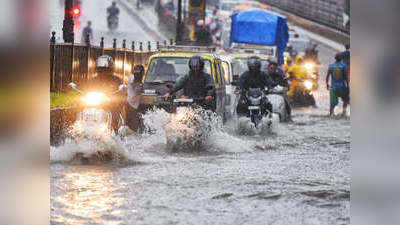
top-left (232, 58), bottom-right (270, 76)
top-left (145, 57), bottom-right (212, 83)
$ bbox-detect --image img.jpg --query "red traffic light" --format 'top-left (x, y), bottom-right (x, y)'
top-left (71, 6), bottom-right (81, 17)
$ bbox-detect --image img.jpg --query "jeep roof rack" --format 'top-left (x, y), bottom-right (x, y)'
top-left (159, 45), bottom-right (217, 53)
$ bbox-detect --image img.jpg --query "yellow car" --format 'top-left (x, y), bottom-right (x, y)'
top-left (139, 49), bottom-right (228, 118)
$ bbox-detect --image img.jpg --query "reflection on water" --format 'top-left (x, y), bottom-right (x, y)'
top-left (51, 166), bottom-right (126, 224)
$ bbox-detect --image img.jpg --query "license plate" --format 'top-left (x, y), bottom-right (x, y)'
top-left (144, 89), bottom-right (156, 94)
top-left (248, 106), bottom-right (260, 110)
top-left (174, 98), bottom-right (193, 103)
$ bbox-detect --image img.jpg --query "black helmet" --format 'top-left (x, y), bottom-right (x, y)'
top-left (268, 59), bottom-right (278, 67)
top-left (188, 55), bottom-right (204, 72)
top-left (96, 55), bottom-right (114, 73)
top-left (247, 56), bottom-right (261, 71)
top-left (335, 53), bottom-right (343, 61)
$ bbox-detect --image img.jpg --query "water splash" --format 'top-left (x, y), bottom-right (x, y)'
top-left (50, 119), bottom-right (129, 163)
top-left (50, 106), bottom-right (282, 164)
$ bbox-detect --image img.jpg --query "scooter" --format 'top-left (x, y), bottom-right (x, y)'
top-left (289, 79), bottom-right (317, 108)
top-left (266, 85), bottom-right (290, 122)
top-left (68, 82), bottom-right (127, 137)
top-left (68, 82), bottom-right (127, 162)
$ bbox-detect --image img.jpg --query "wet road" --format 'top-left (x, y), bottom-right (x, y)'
top-left (50, 2), bottom-right (350, 224)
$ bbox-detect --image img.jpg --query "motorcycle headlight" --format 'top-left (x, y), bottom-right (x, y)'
top-left (303, 80), bottom-right (313, 90)
top-left (304, 62), bottom-right (314, 71)
top-left (81, 92), bottom-right (110, 106)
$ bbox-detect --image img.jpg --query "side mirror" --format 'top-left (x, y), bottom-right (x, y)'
top-left (68, 82), bottom-right (77, 89)
top-left (68, 82), bottom-right (82, 93)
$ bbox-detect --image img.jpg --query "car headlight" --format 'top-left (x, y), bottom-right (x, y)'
top-left (303, 80), bottom-right (313, 90)
top-left (81, 92), bottom-right (110, 106)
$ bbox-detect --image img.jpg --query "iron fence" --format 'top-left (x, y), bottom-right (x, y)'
top-left (258, 0), bottom-right (350, 34)
top-left (50, 31), bottom-right (174, 92)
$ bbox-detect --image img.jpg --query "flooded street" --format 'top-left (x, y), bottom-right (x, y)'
top-left (51, 83), bottom-right (350, 224)
top-left (51, 111), bottom-right (349, 224)
top-left (50, 1), bottom-right (350, 224)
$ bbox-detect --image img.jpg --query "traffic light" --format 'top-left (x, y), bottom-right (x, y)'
top-left (188, 0), bottom-right (205, 25)
top-left (71, 6), bottom-right (81, 18)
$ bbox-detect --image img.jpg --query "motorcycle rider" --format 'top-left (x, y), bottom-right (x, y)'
top-left (107, 1), bottom-right (120, 22)
top-left (326, 53), bottom-right (349, 117)
top-left (287, 55), bottom-right (310, 97)
top-left (81, 55), bottom-right (124, 132)
top-left (81, 21), bottom-right (93, 44)
top-left (127, 65), bottom-right (145, 131)
top-left (236, 56), bottom-right (275, 116)
top-left (282, 56), bottom-right (292, 74)
top-left (164, 56), bottom-right (214, 108)
top-left (266, 60), bottom-right (292, 121)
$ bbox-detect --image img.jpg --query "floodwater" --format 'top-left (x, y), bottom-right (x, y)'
top-left (50, 1), bottom-right (350, 224)
top-left (51, 89), bottom-right (350, 224)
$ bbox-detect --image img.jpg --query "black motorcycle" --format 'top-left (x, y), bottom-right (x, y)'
top-left (237, 87), bottom-right (272, 129)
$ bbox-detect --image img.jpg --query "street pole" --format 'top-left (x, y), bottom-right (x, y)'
top-left (176, 0), bottom-right (183, 44)
top-left (63, 0), bottom-right (74, 43)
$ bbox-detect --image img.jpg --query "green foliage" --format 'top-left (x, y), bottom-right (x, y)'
top-left (50, 91), bottom-right (79, 109)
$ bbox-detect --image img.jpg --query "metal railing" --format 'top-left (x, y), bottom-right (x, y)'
top-left (49, 31), bottom-right (174, 92)
top-left (258, 0), bottom-right (350, 34)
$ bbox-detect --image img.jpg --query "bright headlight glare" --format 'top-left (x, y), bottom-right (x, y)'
top-left (99, 123), bottom-right (108, 132)
top-left (304, 80), bottom-right (313, 90)
top-left (81, 92), bottom-right (110, 106)
top-left (305, 62), bottom-right (313, 71)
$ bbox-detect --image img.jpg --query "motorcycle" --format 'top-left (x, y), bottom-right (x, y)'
top-left (68, 82), bottom-right (127, 137)
top-left (108, 15), bottom-right (119, 31)
top-left (165, 97), bottom-right (213, 153)
top-left (266, 85), bottom-right (290, 122)
top-left (236, 87), bottom-right (273, 133)
top-left (289, 78), bottom-right (317, 107)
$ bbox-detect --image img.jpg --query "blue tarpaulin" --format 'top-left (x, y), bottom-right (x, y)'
top-left (230, 10), bottom-right (289, 65)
